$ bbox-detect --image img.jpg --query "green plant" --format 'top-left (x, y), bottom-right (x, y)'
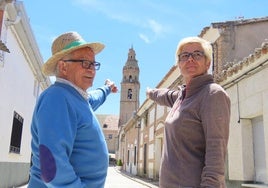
top-left (116, 159), bottom-right (123, 166)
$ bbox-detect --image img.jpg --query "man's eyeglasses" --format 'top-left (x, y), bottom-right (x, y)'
top-left (62, 59), bottom-right (101, 70)
top-left (178, 51), bottom-right (205, 62)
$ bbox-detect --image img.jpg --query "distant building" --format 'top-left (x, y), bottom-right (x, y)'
top-left (0, 1), bottom-right (50, 187)
top-left (96, 114), bottom-right (119, 154)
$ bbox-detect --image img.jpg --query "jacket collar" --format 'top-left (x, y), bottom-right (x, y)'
top-left (183, 74), bottom-right (214, 99)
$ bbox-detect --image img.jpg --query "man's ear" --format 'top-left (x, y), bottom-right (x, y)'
top-left (58, 61), bottom-right (68, 75)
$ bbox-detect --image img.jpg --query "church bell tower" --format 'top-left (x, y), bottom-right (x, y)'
top-left (119, 46), bottom-right (140, 127)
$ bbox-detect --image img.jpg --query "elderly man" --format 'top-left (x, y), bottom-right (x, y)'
top-left (29, 31), bottom-right (118, 188)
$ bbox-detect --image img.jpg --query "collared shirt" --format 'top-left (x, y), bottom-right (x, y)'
top-left (56, 77), bottom-right (89, 100)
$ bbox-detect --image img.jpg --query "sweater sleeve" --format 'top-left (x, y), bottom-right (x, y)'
top-left (88, 85), bottom-right (111, 111)
top-left (35, 91), bottom-right (85, 188)
top-left (200, 87), bottom-right (230, 187)
top-left (148, 88), bottom-right (180, 107)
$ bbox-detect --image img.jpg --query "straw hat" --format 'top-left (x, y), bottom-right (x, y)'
top-left (42, 31), bottom-right (105, 76)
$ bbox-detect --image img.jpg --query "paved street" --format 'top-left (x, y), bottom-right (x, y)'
top-left (106, 166), bottom-right (159, 188)
top-left (17, 166), bottom-right (159, 188)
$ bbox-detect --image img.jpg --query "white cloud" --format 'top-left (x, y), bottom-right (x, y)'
top-left (73, 0), bottom-right (136, 23)
top-left (73, 0), bottom-right (172, 43)
top-left (139, 33), bottom-right (150, 43)
top-left (147, 19), bottom-right (166, 36)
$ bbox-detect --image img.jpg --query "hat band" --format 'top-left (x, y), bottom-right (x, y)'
top-left (63, 40), bottom-right (87, 50)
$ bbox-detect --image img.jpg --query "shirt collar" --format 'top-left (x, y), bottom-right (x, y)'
top-left (56, 77), bottom-right (89, 100)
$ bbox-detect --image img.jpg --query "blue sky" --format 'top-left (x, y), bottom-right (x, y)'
top-left (23, 0), bottom-right (268, 115)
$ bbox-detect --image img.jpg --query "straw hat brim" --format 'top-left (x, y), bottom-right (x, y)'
top-left (42, 42), bottom-right (105, 76)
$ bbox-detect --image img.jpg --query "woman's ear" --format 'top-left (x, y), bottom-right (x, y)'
top-left (205, 60), bottom-right (211, 70)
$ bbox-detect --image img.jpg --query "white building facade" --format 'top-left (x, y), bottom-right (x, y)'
top-left (217, 43), bottom-right (268, 187)
top-left (0, 1), bottom-right (50, 187)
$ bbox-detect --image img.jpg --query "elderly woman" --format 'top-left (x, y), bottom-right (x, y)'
top-left (147, 37), bottom-right (230, 188)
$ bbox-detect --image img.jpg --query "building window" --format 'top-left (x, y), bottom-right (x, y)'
top-left (127, 89), bottom-right (132, 99)
top-left (134, 146), bottom-right (137, 165)
top-left (127, 150), bottom-right (130, 165)
top-left (108, 134), bottom-right (113, 139)
top-left (129, 75), bottom-right (133, 82)
top-left (9, 111), bottom-right (24, 154)
top-left (103, 124), bottom-right (108, 128)
top-left (143, 143), bottom-right (147, 174)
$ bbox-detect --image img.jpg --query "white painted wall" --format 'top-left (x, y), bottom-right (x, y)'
top-left (0, 28), bottom-right (39, 163)
top-left (148, 162), bottom-right (154, 179)
top-left (0, 1), bottom-right (50, 187)
top-left (149, 126), bottom-right (154, 142)
top-left (149, 108), bottom-right (155, 125)
top-left (148, 143), bottom-right (154, 159)
top-left (227, 54), bottom-right (268, 184)
top-left (156, 105), bottom-right (164, 119)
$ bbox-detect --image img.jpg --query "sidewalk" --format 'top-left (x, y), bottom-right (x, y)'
top-left (115, 168), bottom-right (159, 188)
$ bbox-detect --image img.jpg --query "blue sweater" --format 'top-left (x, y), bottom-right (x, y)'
top-left (29, 82), bottom-right (110, 188)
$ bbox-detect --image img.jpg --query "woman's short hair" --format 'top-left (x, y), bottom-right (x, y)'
top-left (175, 36), bottom-right (212, 64)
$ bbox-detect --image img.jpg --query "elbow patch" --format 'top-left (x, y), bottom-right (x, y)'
top-left (39, 144), bottom-right (56, 183)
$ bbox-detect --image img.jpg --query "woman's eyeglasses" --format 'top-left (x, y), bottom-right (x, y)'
top-left (178, 51), bottom-right (205, 62)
